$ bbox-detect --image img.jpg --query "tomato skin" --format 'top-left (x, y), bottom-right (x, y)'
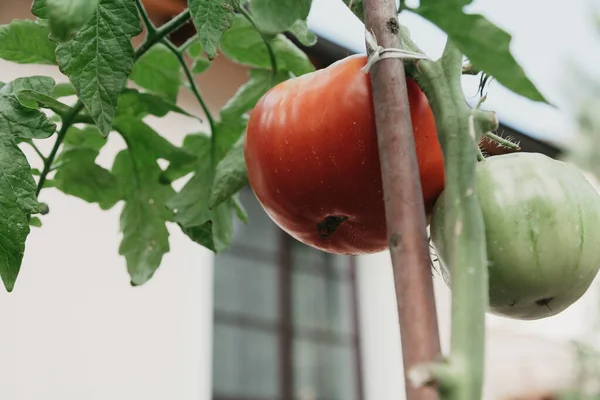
top-left (431, 153), bottom-right (600, 320)
top-left (245, 54), bottom-right (445, 254)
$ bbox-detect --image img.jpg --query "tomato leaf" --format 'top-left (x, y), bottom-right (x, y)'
top-left (251, 0), bottom-right (312, 35)
top-left (16, 90), bottom-right (72, 115)
top-left (113, 117), bottom-right (197, 166)
top-left (231, 193), bottom-right (248, 223)
top-left (44, 0), bottom-right (100, 42)
top-left (130, 43), bottom-right (182, 103)
top-left (116, 89), bottom-right (192, 119)
top-left (0, 20), bottom-right (57, 65)
top-left (31, 0), bottom-right (50, 19)
top-left (188, 0), bottom-right (236, 60)
top-left (192, 58), bottom-right (211, 74)
top-left (220, 69), bottom-right (288, 121)
top-left (166, 133), bottom-right (236, 252)
top-left (30, 216), bottom-right (43, 228)
top-left (112, 117), bottom-right (182, 285)
top-left (209, 136), bottom-right (247, 209)
top-left (0, 132), bottom-right (39, 292)
top-left (288, 20), bottom-right (317, 47)
top-left (160, 133), bottom-right (209, 184)
top-left (219, 15), bottom-right (315, 77)
top-left (0, 79), bottom-right (57, 139)
top-left (213, 116), bottom-right (247, 165)
top-left (410, 2), bottom-right (547, 103)
top-left (62, 125), bottom-right (106, 152)
top-left (52, 82), bottom-right (75, 98)
top-left (55, 0), bottom-right (142, 136)
top-left (52, 147), bottom-right (121, 210)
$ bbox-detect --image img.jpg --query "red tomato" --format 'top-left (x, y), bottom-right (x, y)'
top-left (245, 54), bottom-right (445, 254)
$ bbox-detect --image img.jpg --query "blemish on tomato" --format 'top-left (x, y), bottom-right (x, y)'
top-left (317, 215), bottom-right (349, 239)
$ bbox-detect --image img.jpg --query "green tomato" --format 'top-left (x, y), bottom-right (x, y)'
top-left (431, 152), bottom-right (600, 320)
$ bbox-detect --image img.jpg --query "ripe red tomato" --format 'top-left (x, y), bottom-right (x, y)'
top-left (245, 54), bottom-right (445, 254)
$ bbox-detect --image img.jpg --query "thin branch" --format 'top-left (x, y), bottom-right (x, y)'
top-left (483, 131), bottom-right (521, 150)
top-left (162, 39), bottom-right (216, 162)
top-left (135, 9), bottom-right (192, 61)
top-left (237, 6), bottom-right (278, 74)
top-left (36, 102), bottom-right (84, 195)
top-left (134, 0), bottom-right (157, 35)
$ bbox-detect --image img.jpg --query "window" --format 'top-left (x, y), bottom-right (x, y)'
top-left (212, 187), bottom-right (364, 400)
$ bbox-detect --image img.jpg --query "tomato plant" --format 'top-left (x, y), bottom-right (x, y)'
top-left (431, 152), bottom-right (600, 320)
top-left (244, 54), bottom-right (445, 254)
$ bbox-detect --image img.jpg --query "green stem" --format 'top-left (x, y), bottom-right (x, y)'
top-left (36, 101), bottom-right (83, 196)
top-left (483, 131), bottom-right (520, 150)
top-left (162, 39), bottom-right (216, 162)
top-left (238, 6), bottom-right (278, 74)
top-left (135, 9), bottom-right (192, 61)
top-left (406, 38), bottom-right (495, 400)
top-left (134, 0), bottom-right (157, 34)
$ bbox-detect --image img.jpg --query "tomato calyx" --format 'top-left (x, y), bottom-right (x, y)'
top-left (317, 215), bottom-right (349, 239)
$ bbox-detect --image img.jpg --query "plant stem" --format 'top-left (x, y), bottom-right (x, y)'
top-left (134, 0), bottom-right (157, 35)
top-left (362, 2), bottom-right (442, 400)
top-left (238, 6), bottom-right (278, 74)
top-left (162, 39), bottom-right (216, 163)
top-left (135, 9), bottom-right (191, 61)
top-left (36, 101), bottom-right (84, 196)
top-left (409, 38), bottom-right (495, 400)
top-left (483, 131), bottom-right (520, 150)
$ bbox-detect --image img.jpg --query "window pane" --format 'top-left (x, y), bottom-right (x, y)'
top-left (213, 324), bottom-right (279, 398)
top-left (214, 252), bottom-right (277, 321)
top-left (291, 240), bottom-right (351, 279)
top-left (293, 339), bottom-right (356, 400)
top-left (292, 272), bottom-right (352, 336)
top-left (232, 187), bottom-right (279, 253)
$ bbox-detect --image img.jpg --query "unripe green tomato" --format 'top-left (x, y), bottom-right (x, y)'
top-left (431, 153), bottom-right (600, 320)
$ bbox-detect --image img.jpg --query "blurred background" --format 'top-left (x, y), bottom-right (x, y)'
top-left (1, 0), bottom-right (600, 399)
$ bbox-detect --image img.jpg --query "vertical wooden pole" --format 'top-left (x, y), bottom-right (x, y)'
top-left (362, 1), bottom-right (442, 399)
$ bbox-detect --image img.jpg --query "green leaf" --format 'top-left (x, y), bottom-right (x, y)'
top-left (116, 89), bottom-right (193, 119)
top-left (130, 43), bottom-right (182, 103)
top-left (53, 147), bottom-right (121, 209)
top-left (29, 216), bottom-right (43, 227)
top-left (63, 125), bottom-right (106, 152)
top-left (209, 136), bottom-right (248, 208)
top-left (213, 116), bottom-right (247, 163)
top-left (166, 135), bottom-right (235, 252)
top-left (52, 82), bottom-right (75, 98)
top-left (31, 0), bottom-right (50, 19)
top-left (186, 38), bottom-right (204, 58)
top-left (160, 133), bottom-right (210, 184)
top-left (55, 0), bottom-right (142, 136)
top-left (111, 117), bottom-right (180, 285)
top-left (0, 76), bottom-right (55, 97)
top-left (0, 132), bottom-right (39, 291)
top-left (189, 0), bottom-right (236, 59)
top-left (45, 0), bottom-right (100, 42)
top-left (0, 84), bottom-right (57, 139)
top-left (251, 0), bottom-right (312, 35)
top-left (220, 69), bottom-right (287, 120)
top-left (16, 90), bottom-right (72, 114)
top-left (220, 15), bottom-right (315, 76)
top-left (0, 20), bottom-right (57, 65)
top-left (113, 117), bottom-right (197, 166)
top-left (192, 58), bottom-right (211, 74)
top-left (288, 19), bottom-right (317, 47)
top-left (412, 2), bottom-right (547, 103)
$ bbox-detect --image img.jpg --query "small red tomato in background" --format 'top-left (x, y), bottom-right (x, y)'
top-left (245, 54), bottom-right (445, 255)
